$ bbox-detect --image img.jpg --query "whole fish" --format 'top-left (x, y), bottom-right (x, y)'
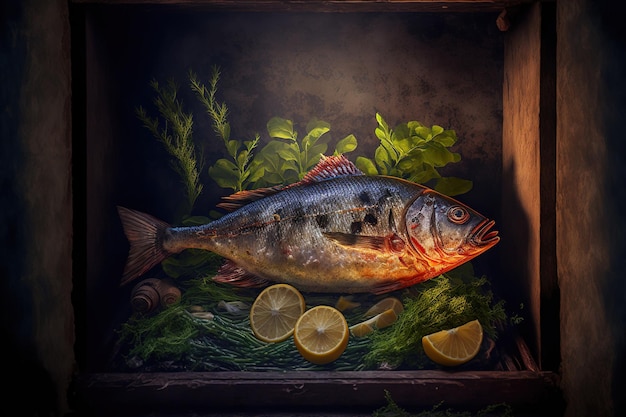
top-left (118, 155), bottom-right (499, 294)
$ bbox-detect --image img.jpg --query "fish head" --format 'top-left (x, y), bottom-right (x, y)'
top-left (404, 190), bottom-right (500, 269)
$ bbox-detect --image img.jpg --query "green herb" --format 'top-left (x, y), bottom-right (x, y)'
top-left (117, 284), bottom-right (372, 371)
top-left (251, 117), bottom-right (357, 187)
top-left (116, 264), bottom-right (508, 372)
top-left (356, 113), bottom-right (472, 196)
top-left (364, 264), bottom-right (507, 369)
top-left (136, 79), bottom-right (204, 217)
top-left (190, 67), bottom-right (263, 192)
top-left (372, 390), bottom-right (514, 417)
top-left (119, 305), bottom-right (200, 362)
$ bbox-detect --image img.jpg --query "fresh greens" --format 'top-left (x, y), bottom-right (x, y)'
top-left (116, 265), bottom-right (508, 372)
top-left (356, 113), bottom-right (472, 196)
top-left (136, 79), bottom-right (204, 217)
top-left (372, 390), bottom-right (514, 417)
top-left (364, 263), bottom-right (507, 370)
top-left (138, 68), bottom-right (467, 199)
top-left (190, 67), bottom-right (263, 192)
top-left (252, 117), bottom-right (357, 187)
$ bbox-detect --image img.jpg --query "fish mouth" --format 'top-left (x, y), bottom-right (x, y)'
top-left (470, 220), bottom-right (500, 248)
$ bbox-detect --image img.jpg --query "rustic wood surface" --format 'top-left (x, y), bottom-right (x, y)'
top-left (69, 0), bottom-right (535, 13)
top-left (74, 370), bottom-right (562, 415)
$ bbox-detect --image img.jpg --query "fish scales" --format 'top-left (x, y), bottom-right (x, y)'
top-left (117, 155), bottom-right (499, 294)
top-left (166, 176), bottom-right (413, 292)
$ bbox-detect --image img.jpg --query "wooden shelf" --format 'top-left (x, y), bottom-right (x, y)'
top-left (75, 370), bottom-right (561, 414)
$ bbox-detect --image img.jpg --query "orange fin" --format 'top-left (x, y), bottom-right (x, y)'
top-left (117, 206), bottom-right (172, 286)
top-left (213, 260), bottom-right (271, 288)
top-left (371, 275), bottom-right (429, 295)
top-left (217, 186), bottom-right (284, 212)
top-left (370, 281), bottom-right (408, 295)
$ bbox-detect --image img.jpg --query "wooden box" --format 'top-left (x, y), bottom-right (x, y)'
top-left (70, 1), bottom-right (561, 414)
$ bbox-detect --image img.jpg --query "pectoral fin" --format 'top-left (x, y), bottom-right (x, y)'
top-left (323, 232), bottom-right (387, 251)
top-left (213, 260), bottom-right (271, 288)
top-left (324, 232), bottom-right (407, 253)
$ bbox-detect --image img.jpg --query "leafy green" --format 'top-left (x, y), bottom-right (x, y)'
top-left (356, 113), bottom-right (471, 196)
top-left (136, 79), bottom-right (204, 217)
top-left (251, 117), bottom-right (352, 186)
top-left (364, 263), bottom-right (507, 370)
top-left (190, 67), bottom-right (262, 192)
top-left (117, 282), bottom-right (372, 371)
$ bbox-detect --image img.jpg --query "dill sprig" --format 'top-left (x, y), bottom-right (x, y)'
top-left (364, 266), bottom-right (507, 369)
top-left (116, 264), bottom-right (507, 372)
top-left (119, 305), bottom-right (200, 362)
top-left (117, 302), bottom-right (371, 372)
top-left (136, 79), bottom-right (204, 216)
top-left (190, 67), bottom-right (261, 192)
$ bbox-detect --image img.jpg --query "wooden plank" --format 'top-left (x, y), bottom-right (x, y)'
top-left (502, 1), bottom-right (543, 368)
top-left (501, 1), bottom-right (559, 372)
top-left (68, 0), bottom-right (534, 13)
top-left (74, 370), bottom-right (561, 414)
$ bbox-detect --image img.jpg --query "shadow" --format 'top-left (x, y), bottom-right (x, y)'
top-left (499, 159), bottom-right (535, 359)
top-left (597, 1), bottom-right (626, 414)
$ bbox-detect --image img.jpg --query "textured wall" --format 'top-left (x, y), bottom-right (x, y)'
top-left (84, 8), bottom-right (504, 215)
top-left (557, 0), bottom-right (626, 416)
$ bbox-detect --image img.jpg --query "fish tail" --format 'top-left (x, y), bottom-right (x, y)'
top-left (117, 206), bottom-right (173, 286)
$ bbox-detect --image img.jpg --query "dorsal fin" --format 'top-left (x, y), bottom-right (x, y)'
top-left (216, 155), bottom-right (362, 212)
top-left (294, 154), bottom-right (363, 187)
top-left (217, 185), bottom-right (284, 212)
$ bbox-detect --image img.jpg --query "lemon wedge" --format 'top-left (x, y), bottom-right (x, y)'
top-left (349, 308), bottom-right (399, 337)
top-left (422, 319), bottom-right (483, 366)
top-left (363, 297), bottom-right (404, 318)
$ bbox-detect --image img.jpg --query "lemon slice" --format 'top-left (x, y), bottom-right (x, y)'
top-left (349, 308), bottom-right (399, 337)
top-left (294, 305), bottom-right (349, 364)
top-left (363, 297), bottom-right (404, 318)
top-left (372, 308), bottom-right (398, 329)
top-left (422, 319), bottom-right (483, 366)
top-left (249, 284), bottom-right (306, 343)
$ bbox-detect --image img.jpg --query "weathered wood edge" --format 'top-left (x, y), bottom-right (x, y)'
top-left (68, 0), bottom-right (537, 13)
top-left (74, 370), bottom-right (562, 413)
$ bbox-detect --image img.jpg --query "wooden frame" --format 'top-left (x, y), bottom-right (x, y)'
top-left (70, 0), bottom-right (531, 13)
top-left (70, 0), bottom-right (561, 413)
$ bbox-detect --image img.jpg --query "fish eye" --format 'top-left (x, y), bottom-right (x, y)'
top-left (447, 206), bottom-right (470, 224)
